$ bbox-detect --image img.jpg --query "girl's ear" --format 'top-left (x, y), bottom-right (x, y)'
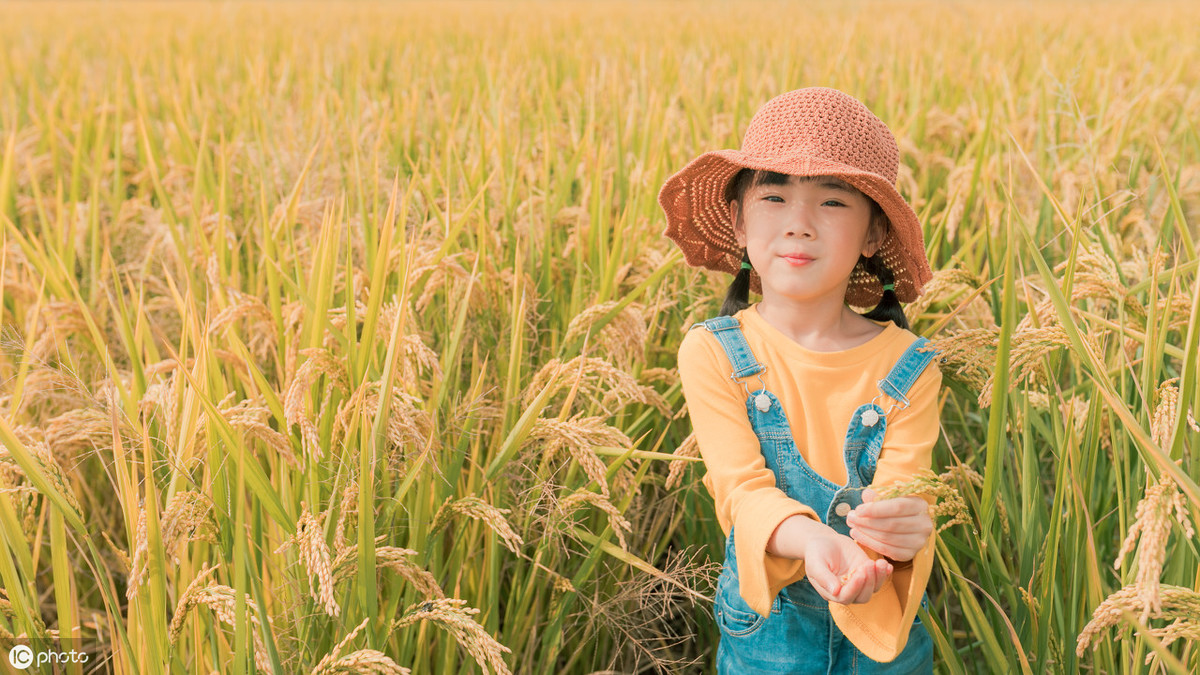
top-left (730, 200), bottom-right (747, 247)
top-left (863, 211), bottom-right (887, 257)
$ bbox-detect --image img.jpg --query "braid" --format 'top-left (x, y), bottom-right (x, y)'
top-left (858, 254), bottom-right (910, 330)
top-left (720, 250), bottom-right (753, 317)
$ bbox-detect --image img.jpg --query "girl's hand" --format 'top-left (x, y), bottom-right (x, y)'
top-left (803, 531), bottom-right (892, 605)
top-left (846, 488), bottom-right (934, 562)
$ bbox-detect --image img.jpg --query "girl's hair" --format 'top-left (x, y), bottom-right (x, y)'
top-left (719, 168), bottom-right (910, 331)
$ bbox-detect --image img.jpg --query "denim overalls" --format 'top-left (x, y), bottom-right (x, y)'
top-left (692, 315), bottom-right (938, 674)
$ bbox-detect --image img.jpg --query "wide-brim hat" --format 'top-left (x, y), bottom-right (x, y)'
top-left (658, 87), bottom-right (933, 307)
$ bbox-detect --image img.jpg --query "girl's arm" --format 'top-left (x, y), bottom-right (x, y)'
top-left (677, 328), bottom-right (821, 617)
top-left (847, 363), bottom-right (943, 562)
top-left (827, 361), bottom-right (943, 662)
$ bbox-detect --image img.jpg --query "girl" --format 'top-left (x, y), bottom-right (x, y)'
top-left (660, 87), bottom-right (942, 673)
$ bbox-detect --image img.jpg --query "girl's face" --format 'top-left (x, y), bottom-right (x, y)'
top-left (731, 174), bottom-right (883, 305)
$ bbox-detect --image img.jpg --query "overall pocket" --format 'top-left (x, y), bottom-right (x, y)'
top-left (714, 568), bottom-right (777, 637)
top-left (715, 571), bottom-right (834, 674)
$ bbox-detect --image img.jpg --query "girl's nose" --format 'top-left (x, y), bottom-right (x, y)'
top-left (786, 210), bottom-right (816, 238)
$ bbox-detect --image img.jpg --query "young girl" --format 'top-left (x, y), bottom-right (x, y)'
top-left (661, 87), bottom-right (942, 673)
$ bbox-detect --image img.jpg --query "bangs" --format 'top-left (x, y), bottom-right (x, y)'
top-left (724, 169), bottom-right (869, 204)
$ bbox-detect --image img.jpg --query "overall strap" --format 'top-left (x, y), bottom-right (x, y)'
top-left (876, 337), bottom-right (940, 408)
top-left (689, 316), bottom-right (764, 380)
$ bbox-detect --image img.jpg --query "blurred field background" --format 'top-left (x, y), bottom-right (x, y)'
top-left (1, 1), bottom-right (1199, 673)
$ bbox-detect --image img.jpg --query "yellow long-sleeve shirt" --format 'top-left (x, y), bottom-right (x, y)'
top-left (677, 303), bottom-right (942, 662)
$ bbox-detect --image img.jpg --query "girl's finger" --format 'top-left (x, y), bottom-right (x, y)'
top-left (846, 514), bottom-right (910, 535)
top-left (849, 521), bottom-right (921, 547)
top-left (806, 564), bottom-right (844, 602)
top-left (848, 526), bottom-right (904, 560)
top-left (855, 561), bottom-right (892, 601)
top-left (848, 509), bottom-right (931, 532)
top-left (873, 559), bottom-right (893, 593)
top-left (852, 496), bottom-right (925, 520)
top-left (854, 564), bottom-right (883, 600)
top-left (815, 577), bottom-right (844, 604)
top-left (837, 568), bottom-right (867, 604)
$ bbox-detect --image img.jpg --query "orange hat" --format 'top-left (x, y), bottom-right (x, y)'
top-left (658, 87), bottom-right (932, 306)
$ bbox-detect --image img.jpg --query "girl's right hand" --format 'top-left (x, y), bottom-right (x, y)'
top-left (803, 532), bottom-right (893, 605)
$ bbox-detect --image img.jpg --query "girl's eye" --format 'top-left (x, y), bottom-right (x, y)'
top-left (764, 195), bottom-right (784, 203)
top-left (823, 200), bottom-right (845, 207)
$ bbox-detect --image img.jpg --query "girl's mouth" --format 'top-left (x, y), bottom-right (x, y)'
top-left (782, 256), bottom-right (814, 266)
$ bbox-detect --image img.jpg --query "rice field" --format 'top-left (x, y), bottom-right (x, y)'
top-left (1, 1), bottom-right (1198, 673)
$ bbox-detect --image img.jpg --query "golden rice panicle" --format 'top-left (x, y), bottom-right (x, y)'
top-left (1000, 325), bottom-right (1075, 394)
top-left (280, 300), bottom-right (307, 378)
top-left (1076, 585), bottom-right (1200, 657)
top-left (411, 248), bottom-right (495, 318)
top-left (279, 502), bottom-right (339, 618)
top-left (126, 506), bottom-right (149, 599)
top-left (309, 618), bottom-right (412, 675)
top-left (333, 480), bottom-right (358, 555)
top-left (564, 301), bottom-right (650, 370)
top-left (639, 366), bottom-right (678, 389)
top-left (0, 588), bottom-right (49, 641)
top-left (980, 323), bottom-right (1104, 409)
top-left (220, 396), bottom-right (300, 468)
top-left (525, 355), bottom-right (670, 417)
top-left (1113, 473), bottom-right (1195, 623)
top-left (102, 531), bottom-right (132, 574)
top-left (923, 328), bottom-right (997, 400)
top-left (271, 197), bottom-right (330, 233)
top-left (399, 332), bottom-right (443, 388)
top-left (0, 426), bottom-right (85, 523)
top-left (904, 267), bottom-right (985, 319)
top-left (556, 206), bottom-right (591, 259)
top-left (944, 463), bottom-right (1010, 537)
top-left (207, 290), bottom-right (273, 337)
top-left (873, 469), bottom-right (973, 535)
top-left (168, 564), bottom-right (272, 671)
top-left (530, 414), bottom-right (631, 498)
top-left (210, 289), bottom-right (276, 363)
top-left (1027, 391), bottom-right (1094, 439)
top-left (311, 650), bottom-right (411, 675)
top-left (1157, 290), bottom-right (1194, 334)
top-left (330, 542), bottom-right (447, 600)
top-left (139, 372), bottom-right (181, 445)
top-left (160, 490), bottom-right (218, 562)
top-left (1013, 297), bottom-right (1059, 336)
top-left (430, 496), bottom-right (524, 554)
top-left (0, 427), bottom-right (62, 537)
top-left (42, 407), bottom-right (112, 460)
top-left (283, 348), bottom-right (350, 462)
top-left (24, 301), bottom-right (89, 369)
top-left (332, 380), bottom-right (433, 457)
top-left (11, 367), bottom-right (93, 421)
top-left (392, 598), bottom-right (513, 675)
top-left (1051, 243), bottom-right (1147, 318)
top-left (558, 488), bottom-right (634, 551)
top-left (664, 432), bottom-right (699, 490)
top-left (1150, 378), bottom-right (1200, 447)
top-left (168, 564), bottom-right (218, 645)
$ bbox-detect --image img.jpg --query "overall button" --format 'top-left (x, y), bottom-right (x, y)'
top-left (834, 502), bottom-right (851, 517)
top-left (755, 392), bottom-right (771, 412)
top-left (861, 409), bottom-right (880, 426)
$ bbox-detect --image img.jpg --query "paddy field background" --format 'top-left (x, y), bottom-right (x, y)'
top-left (1, 1), bottom-right (1199, 673)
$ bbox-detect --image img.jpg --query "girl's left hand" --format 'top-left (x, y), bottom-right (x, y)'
top-left (845, 488), bottom-right (933, 562)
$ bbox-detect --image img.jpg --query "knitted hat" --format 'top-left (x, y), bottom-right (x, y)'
top-left (658, 87), bottom-right (932, 307)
